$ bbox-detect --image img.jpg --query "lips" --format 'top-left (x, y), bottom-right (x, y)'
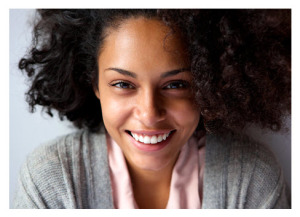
top-left (125, 130), bottom-right (176, 151)
top-left (131, 132), bottom-right (171, 144)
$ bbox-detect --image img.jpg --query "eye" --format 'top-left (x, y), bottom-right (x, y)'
top-left (111, 81), bottom-right (134, 89)
top-left (163, 80), bottom-right (190, 89)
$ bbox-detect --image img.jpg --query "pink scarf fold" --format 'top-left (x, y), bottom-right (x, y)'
top-left (106, 134), bottom-right (205, 209)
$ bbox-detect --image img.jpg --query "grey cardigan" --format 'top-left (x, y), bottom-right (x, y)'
top-left (12, 130), bottom-right (290, 209)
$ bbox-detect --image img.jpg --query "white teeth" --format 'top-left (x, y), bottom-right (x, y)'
top-left (150, 136), bottom-right (157, 144)
top-left (131, 132), bottom-right (172, 144)
top-left (144, 136), bottom-right (151, 144)
top-left (163, 134), bottom-right (167, 140)
top-left (138, 135), bottom-right (144, 143)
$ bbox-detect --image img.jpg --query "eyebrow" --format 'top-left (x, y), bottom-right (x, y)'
top-left (105, 67), bottom-right (190, 78)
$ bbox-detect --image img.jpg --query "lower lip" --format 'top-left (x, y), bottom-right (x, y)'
top-left (127, 132), bottom-right (174, 152)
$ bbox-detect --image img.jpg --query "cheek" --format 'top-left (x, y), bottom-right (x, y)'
top-left (168, 99), bottom-right (200, 129)
top-left (99, 92), bottom-right (132, 130)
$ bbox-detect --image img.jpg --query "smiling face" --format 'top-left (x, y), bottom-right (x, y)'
top-left (95, 17), bottom-right (200, 172)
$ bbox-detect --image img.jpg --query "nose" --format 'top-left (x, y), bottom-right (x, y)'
top-left (134, 89), bottom-right (166, 127)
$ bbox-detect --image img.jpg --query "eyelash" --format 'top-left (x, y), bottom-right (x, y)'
top-left (110, 80), bottom-right (190, 90)
top-left (111, 81), bottom-right (135, 89)
top-left (163, 80), bottom-right (190, 89)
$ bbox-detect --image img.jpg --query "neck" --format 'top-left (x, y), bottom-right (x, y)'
top-left (128, 163), bottom-right (173, 186)
top-left (126, 160), bottom-right (175, 209)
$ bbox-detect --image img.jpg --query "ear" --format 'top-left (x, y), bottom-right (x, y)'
top-left (93, 86), bottom-right (100, 100)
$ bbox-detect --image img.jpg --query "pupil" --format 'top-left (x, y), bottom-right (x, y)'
top-left (171, 82), bottom-right (182, 88)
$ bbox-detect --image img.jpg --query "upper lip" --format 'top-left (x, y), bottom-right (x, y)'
top-left (127, 129), bottom-right (175, 136)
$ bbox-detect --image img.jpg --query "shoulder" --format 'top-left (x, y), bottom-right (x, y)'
top-left (203, 132), bottom-right (290, 208)
top-left (25, 129), bottom-right (108, 169)
top-left (24, 130), bottom-right (102, 177)
top-left (207, 132), bottom-right (280, 171)
top-left (13, 130), bottom-right (108, 208)
top-left (206, 132), bottom-right (281, 174)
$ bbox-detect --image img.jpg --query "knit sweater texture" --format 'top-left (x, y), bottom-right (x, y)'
top-left (12, 130), bottom-right (290, 209)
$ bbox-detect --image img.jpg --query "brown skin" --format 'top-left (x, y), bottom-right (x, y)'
top-left (94, 17), bottom-right (200, 209)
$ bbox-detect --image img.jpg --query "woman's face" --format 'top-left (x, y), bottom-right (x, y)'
top-left (95, 17), bottom-right (200, 172)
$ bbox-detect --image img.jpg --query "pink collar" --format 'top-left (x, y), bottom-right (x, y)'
top-left (106, 133), bottom-right (205, 209)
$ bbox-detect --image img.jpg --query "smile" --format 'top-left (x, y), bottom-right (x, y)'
top-left (126, 130), bottom-right (175, 145)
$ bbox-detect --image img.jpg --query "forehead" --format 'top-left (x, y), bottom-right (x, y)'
top-left (98, 17), bottom-right (189, 72)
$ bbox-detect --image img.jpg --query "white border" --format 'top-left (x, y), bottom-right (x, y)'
top-left (3, 0), bottom-right (298, 216)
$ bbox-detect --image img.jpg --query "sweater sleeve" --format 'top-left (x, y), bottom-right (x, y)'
top-left (12, 157), bottom-right (47, 208)
top-left (226, 133), bottom-right (291, 209)
top-left (241, 139), bottom-right (291, 209)
top-left (12, 135), bottom-right (77, 209)
top-left (203, 132), bottom-right (291, 209)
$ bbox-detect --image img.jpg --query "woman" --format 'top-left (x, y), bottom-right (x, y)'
top-left (13, 9), bottom-right (291, 209)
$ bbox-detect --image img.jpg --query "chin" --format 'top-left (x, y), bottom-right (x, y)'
top-left (132, 156), bottom-right (173, 172)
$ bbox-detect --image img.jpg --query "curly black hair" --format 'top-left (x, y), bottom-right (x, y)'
top-left (19, 9), bottom-right (291, 134)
